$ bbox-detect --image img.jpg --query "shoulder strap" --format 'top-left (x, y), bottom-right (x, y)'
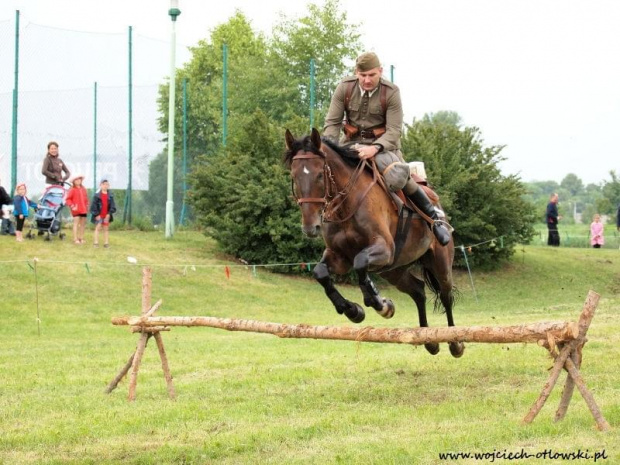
top-left (380, 84), bottom-right (387, 114)
top-left (344, 80), bottom-right (357, 121)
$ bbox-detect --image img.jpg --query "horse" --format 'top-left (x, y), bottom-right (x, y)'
top-left (284, 128), bottom-right (464, 357)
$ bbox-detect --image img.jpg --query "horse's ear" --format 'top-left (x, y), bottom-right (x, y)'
top-left (285, 129), bottom-right (295, 151)
top-left (310, 128), bottom-right (321, 149)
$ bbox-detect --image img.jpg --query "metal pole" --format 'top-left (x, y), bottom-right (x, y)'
top-left (179, 78), bottom-right (188, 226)
top-left (222, 43), bottom-right (228, 147)
top-left (10, 10), bottom-right (20, 193)
top-left (309, 58), bottom-right (315, 129)
top-left (460, 245), bottom-right (478, 303)
top-left (165, 2), bottom-right (181, 238)
top-left (124, 26), bottom-right (133, 224)
top-left (93, 82), bottom-right (98, 192)
top-left (390, 64), bottom-right (394, 83)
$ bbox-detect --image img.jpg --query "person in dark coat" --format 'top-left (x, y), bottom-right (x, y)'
top-left (0, 177), bottom-right (15, 235)
top-left (41, 141), bottom-right (71, 185)
top-left (546, 193), bottom-right (561, 246)
top-left (90, 179), bottom-right (116, 248)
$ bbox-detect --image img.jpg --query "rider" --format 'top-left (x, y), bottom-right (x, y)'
top-left (323, 52), bottom-right (451, 246)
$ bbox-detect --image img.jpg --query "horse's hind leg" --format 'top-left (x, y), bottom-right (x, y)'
top-left (381, 267), bottom-right (440, 355)
top-left (313, 251), bottom-right (365, 323)
top-left (422, 247), bottom-right (465, 358)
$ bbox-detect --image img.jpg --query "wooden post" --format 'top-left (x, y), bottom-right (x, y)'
top-left (106, 267), bottom-right (175, 400)
top-left (523, 291), bottom-right (609, 431)
top-left (127, 332), bottom-right (149, 401)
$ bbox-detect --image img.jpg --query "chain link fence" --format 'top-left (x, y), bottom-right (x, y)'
top-left (1, 13), bottom-right (191, 224)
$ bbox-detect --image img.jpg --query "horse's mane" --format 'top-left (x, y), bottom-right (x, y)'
top-left (283, 135), bottom-right (360, 168)
top-left (321, 138), bottom-right (361, 167)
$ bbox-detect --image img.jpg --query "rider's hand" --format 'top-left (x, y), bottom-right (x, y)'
top-left (357, 144), bottom-right (379, 160)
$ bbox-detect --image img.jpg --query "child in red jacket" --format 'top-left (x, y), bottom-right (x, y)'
top-left (65, 174), bottom-right (89, 244)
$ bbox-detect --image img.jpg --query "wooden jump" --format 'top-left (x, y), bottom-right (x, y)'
top-left (107, 267), bottom-right (610, 431)
top-left (112, 315), bottom-right (579, 346)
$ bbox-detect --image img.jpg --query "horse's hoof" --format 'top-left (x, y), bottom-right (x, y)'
top-left (344, 303), bottom-right (365, 323)
top-left (425, 343), bottom-right (440, 355)
top-left (449, 342), bottom-right (465, 358)
top-left (376, 299), bottom-right (395, 319)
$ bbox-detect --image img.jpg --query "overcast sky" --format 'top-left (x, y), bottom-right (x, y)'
top-left (2, 0), bottom-right (619, 185)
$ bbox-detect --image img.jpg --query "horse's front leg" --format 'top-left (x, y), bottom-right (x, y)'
top-left (313, 248), bottom-right (365, 323)
top-left (354, 238), bottom-right (395, 319)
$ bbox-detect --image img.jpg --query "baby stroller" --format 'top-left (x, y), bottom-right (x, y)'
top-left (26, 183), bottom-right (68, 241)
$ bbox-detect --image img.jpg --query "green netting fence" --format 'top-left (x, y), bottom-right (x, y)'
top-left (1, 12), bottom-right (191, 226)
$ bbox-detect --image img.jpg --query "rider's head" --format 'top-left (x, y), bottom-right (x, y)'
top-left (355, 52), bottom-right (383, 92)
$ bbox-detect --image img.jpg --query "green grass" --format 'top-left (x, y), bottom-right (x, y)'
top-left (1, 230), bottom-right (618, 464)
top-left (533, 222), bottom-right (620, 249)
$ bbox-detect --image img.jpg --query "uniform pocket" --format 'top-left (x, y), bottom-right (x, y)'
top-left (348, 102), bottom-right (360, 114)
top-left (369, 103), bottom-right (383, 115)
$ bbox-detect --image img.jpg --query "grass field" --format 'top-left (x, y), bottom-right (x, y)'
top-left (533, 223), bottom-right (620, 250)
top-left (1, 230), bottom-right (618, 464)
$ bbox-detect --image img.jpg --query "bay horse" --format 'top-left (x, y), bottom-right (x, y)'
top-left (284, 128), bottom-right (464, 357)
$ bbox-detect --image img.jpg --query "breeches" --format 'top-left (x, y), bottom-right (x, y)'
top-left (374, 150), bottom-right (417, 193)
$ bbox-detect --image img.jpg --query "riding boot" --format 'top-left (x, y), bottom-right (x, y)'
top-left (403, 180), bottom-right (452, 246)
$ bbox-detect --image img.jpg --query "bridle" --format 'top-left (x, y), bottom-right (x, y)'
top-left (290, 148), bottom-right (380, 223)
top-left (290, 152), bottom-right (335, 206)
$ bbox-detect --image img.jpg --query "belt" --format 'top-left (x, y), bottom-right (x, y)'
top-left (359, 129), bottom-right (377, 139)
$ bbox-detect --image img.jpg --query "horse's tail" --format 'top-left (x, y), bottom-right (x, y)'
top-left (422, 268), bottom-right (459, 314)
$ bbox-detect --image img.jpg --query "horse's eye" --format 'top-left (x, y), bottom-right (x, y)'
top-left (317, 173), bottom-right (324, 181)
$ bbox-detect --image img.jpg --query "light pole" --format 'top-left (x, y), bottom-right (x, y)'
top-left (165, 0), bottom-right (181, 238)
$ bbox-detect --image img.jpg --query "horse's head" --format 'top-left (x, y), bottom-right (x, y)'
top-left (284, 128), bottom-right (329, 238)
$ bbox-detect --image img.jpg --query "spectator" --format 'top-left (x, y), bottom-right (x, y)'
top-left (1, 205), bottom-right (15, 236)
top-left (90, 179), bottom-right (116, 248)
top-left (0, 177), bottom-right (14, 235)
top-left (589, 214), bottom-right (604, 249)
top-left (41, 141), bottom-right (70, 186)
top-left (13, 183), bottom-right (37, 242)
top-left (65, 174), bottom-right (89, 244)
top-left (546, 193), bottom-right (561, 247)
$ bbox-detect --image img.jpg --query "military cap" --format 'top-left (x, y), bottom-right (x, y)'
top-left (355, 52), bottom-right (381, 72)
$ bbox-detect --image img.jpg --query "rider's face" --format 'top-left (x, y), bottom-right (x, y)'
top-left (356, 67), bottom-right (383, 91)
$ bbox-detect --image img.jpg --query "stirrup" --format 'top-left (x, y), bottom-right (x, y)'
top-left (433, 219), bottom-right (454, 233)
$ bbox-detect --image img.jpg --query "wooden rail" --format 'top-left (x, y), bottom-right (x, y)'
top-left (112, 315), bottom-right (579, 346)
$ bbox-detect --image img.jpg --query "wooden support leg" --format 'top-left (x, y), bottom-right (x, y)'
top-left (563, 356), bottom-right (610, 431)
top-left (154, 332), bottom-right (176, 399)
top-left (105, 352), bottom-right (135, 394)
top-left (128, 332), bottom-right (150, 401)
top-left (554, 343), bottom-right (582, 422)
top-left (523, 342), bottom-right (573, 424)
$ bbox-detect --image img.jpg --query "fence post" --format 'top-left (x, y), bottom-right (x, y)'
top-left (124, 26), bottom-right (134, 224)
top-left (10, 10), bottom-right (20, 193)
top-left (309, 58), bottom-right (315, 129)
top-left (222, 43), bottom-right (228, 147)
top-left (93, 82), bottom-right (98, 193)
top-left (179, 78), bottom-right (188, 226)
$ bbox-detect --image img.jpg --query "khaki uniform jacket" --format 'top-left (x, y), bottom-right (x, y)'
top-left (323, 76), bottom-right (403, 151)
top-left (41, 154), bottom-right (71, 184)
